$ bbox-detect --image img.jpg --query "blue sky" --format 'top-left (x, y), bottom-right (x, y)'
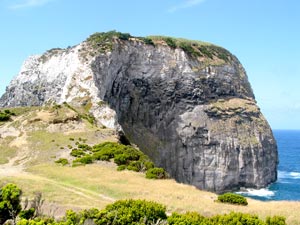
top-left (0, 0), bottom-right (299, 129)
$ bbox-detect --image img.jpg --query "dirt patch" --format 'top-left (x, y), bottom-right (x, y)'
top-left (0, 126), bottom-right (20, 138)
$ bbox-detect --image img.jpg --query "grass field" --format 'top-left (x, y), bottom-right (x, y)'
top-left (1, 106), bottom-right (300, 224)
top-left (1, 162), bottom-right (300, 224)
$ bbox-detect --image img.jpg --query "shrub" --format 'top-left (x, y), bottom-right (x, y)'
top-left (143, 37), bottom-right (155, 46)
top-left (144, 161), bottom-right (155, 170)
top-left (69, 141), bottom-right (167, 179)
top-left (198, 45), bottom-right (213, 59)
top-left (117, 165), bottom-right (127, 171)
top-left (19, 208), bottom-right (35, 220)
top-left (146, 167), bottom-right (167, 179)
top-left (92, 147), bottom-right (115, 160)
top-left (0, 183), bottom-right (22, 224)
top-left (55, 158), bottom-right (69, 166)
top-left (168, 211), bottom-right (286, 225)
top-left (92, 142), bottom-right (124, 155)
top-left (0, 112), bottom-right (10, 121)
top-left (118, 32), bottom-right (131, 40)
top-left (168, 212), bottom-right (205, 224)
top-left (70, 149), bottom-right (86, 157)
top-left (93, 152), bottom-right (110, 161)
top-left (114, 153), bottom-right (129, 165)
top-left (164, 37), bottom-right (177, 49)
top-left (4, 109), bottom-right (15, 115)
top-left (74, 155), bottom-right (93, 165)
top-left (178, 42), bottom-right (201, 57)
top-left (77, 144), bottom-right (92, 151)
top-left (266, 215), bottom-right (286, 225)
top-left (122, 147), bottom-right (141, 160)
top-left (217, 193), bottom-right (248, 206)
top-left (127, 161), bottom-right (141, 172)
top-left (95, 199), bottom-right (167, 225)
top-left (211, 212), bottom-right (264, 224)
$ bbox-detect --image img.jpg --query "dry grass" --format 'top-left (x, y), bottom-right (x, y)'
top-left (0, 136), bottom-right (18, 164)
top-left (1, 106), bottom-right (300, 224)
top-left (18, 163), bottom-right (300, 224)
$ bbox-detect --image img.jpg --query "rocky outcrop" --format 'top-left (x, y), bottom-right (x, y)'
top-left (0, 32), bottom-right (278, 193)
top-left (0, 45), bottom-right (118, 129)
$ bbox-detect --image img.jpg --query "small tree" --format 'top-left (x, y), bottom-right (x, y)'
top-left (0, 183), bottom-right (22, 225)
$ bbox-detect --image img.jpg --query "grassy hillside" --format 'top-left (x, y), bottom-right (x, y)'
top-left (0, 105), bottom-right (300, 224)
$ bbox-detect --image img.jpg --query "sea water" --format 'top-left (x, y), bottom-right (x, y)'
top-left (237, 130), bottom-right (300, 201)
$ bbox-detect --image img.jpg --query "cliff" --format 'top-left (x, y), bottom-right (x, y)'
top-left (0, 31), bottom-right (278, 193)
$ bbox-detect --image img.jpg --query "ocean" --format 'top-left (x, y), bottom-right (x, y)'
top-left (237, 130), bottom-right (300, 201)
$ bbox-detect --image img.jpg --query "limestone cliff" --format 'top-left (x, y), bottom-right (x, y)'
top-left (0, 31), bottom-right (278, 193)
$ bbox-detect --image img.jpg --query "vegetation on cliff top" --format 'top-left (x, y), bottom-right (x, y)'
top-left (84, 30), bottom-right (233, 63)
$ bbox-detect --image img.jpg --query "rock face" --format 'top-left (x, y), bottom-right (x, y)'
top-left (0, 45), bottom-right (118, 129)
top-left (0, 32), bottom-right (278, 193)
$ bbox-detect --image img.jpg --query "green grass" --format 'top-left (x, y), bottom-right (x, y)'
top-left (2, 106), bottom-right (40, 117)
top-left (148, 35), bottom-right (211, 46)
top-left (0, 136), bottom-right (18, 164)
top-left (147, 35), bottom-right (233, 63)
top-left (83, 31), bottom-right (233, 63)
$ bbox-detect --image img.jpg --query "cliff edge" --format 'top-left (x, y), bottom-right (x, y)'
top-left (0, 31), bottom-right (278, 193)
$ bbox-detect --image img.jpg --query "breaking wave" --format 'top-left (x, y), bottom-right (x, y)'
top-left (278, 170), bottom-right (300, 180)
top-left (236, 188), bottom-right (275, 199)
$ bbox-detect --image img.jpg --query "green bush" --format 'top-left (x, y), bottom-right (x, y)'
top-left (70, 149), bottom-right (86, 157)
top-left (92, 152), bottom-right (110, 161)
top-left (92, 142), bottom-right (125, 155)
top-left (217, 192), bottom-right (248, 206)
top-left (143, 37), bottom-right (155, 46)
top-left (95, 199), bottom-right (167, 225)
top-left (117, 165), bottom-right (127, 171)
top-left (118, 33), bottom-right (131, 40)
top-left (168, 211), bottom-right (286, 225)
top-left (68, 141), bottom-right (166, 179)
top-left (74, 155), bottom-right (93, 165)
top-left (144, 161), bottom-right (155, 170)
top-left (92, 148), bottom-right (114, 160)
top-left (0, 183), bottom-right (22, 224)
top-left (19, 208), bottom-right (35, 220)
top-left (77, 143), bottom-right (92, 151)
top-left (178, 42), bottom-right (201, 57)
top-left (55, 158), bottom-right (69, 166)
top-left (163, 37), bottom-right (177, 49)
top-left (127, 161), bottom-right (141, 172)
top-left (168, 212), bottom-right (205, 224)
top-left (266, 215), bottom-right (286, 225)
top-left (198, 45), bottom-right (213, 59)
top-left (211, 212), bottom-right (264, 224)
top-left (0, 112), bottom-right (10, 121)
top-left (114, 153), bottom-right (129, 165)
top-left (146, 167), bottom-right (167, 179)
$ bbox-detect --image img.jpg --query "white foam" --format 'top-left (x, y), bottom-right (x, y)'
top-left (278, 170), bottom-right (300, 179)
top-left (290, 172), bottom-right (300, 178)
top-left (236, 188), bottom-right (275, 198)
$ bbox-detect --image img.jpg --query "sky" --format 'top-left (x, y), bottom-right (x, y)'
top-left (0, 0), bottom-right (299, 129)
